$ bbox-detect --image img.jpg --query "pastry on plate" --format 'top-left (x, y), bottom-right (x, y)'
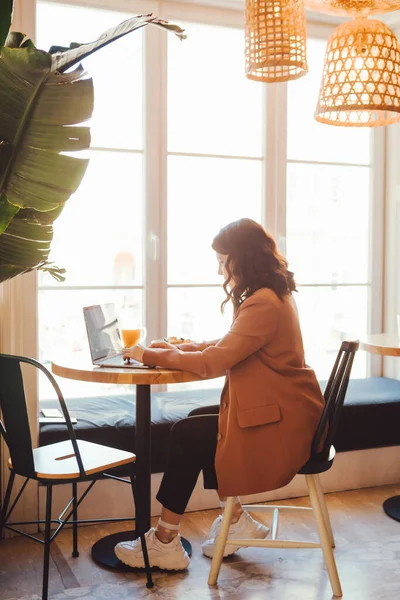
top-left (165, 336), bottom-right (191, 345)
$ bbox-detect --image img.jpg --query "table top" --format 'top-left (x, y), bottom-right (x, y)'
top-left (359, 334), bottom-right (400, 357)
top-left (51, 353), bottom-right (207, 385)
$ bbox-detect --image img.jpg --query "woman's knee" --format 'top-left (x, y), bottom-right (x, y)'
top-left (169, 416), bottom-right (197, 444)
top-left (169, 415), bottom-right (217, 446)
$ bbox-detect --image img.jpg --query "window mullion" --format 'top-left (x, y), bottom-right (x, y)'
top-left (144, 26), bottom-right (168, 342)
top-left (264, 81), bottom-right (288, 255)
top-left (369, 127), bottom-right (385, 376)
top-left (276, 82), bottom-right (288, 257)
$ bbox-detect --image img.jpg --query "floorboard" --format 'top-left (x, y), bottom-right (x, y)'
top-left (1, 483), bottom-right (400, 599)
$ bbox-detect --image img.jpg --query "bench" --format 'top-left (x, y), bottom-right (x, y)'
top-left (39, 377), bottom-right (400, 473)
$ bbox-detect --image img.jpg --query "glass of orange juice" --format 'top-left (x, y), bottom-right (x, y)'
top-left (118, 310), bottom-right (146, 348)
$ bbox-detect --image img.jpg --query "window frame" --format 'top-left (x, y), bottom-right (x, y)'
top-left (35, 0), bottom-right (385, 376)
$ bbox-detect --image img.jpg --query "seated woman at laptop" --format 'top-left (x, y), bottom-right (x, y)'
top-left (115, 218), bottom-right (324, 571)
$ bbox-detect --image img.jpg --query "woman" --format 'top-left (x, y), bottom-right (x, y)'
top-left (115, 218), bottom-right (324, 571)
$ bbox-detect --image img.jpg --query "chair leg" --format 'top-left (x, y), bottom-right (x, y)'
top-left (72, 482), bottom-right (79, 558)
top-left (314, 474), bottom-right (335, 548)
top-left (139, 533), bottom-right (154, 589)
top-left (307, 475), bottom-right (342, 597)
top-left (0, 470), bottom-right (15, 539)
top-left (130, 475), bottom-right (153, 589)
top-left (42, 484), bottom-right (53, 600)
top-left (208, 496), bottom-right (235, 586)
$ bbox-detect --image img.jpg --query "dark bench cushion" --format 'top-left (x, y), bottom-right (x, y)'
top-left (330, 377), bottom-right (400, 452)
top-left (39, 377), bottom-right (400, 473)
top-left (39, 388), bottom-right (222, 474)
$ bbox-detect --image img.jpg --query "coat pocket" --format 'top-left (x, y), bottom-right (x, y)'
top-left (237, 403), bottom-right (281, 428)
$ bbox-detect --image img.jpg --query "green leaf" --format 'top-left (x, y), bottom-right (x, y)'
top-left (0, 216), bottom-right (66, 282)
top-left (21, 38), bottom-right (35, 49)
top-left (8, 148), bottom-right (89, 210)
top-left (51, 13), bottom-right (186, 73)
top-left (0, 0), bottom-right (13, 48)
top-left (20, 204), bottom-right (65, 225)
top-left (0, 192), bottom-right (19, 234)
top-left (0, 261), bottom-right (65, 283)
top-left (0, 13), bottom-right (185, 283)
top-left (5, 31), bottom-right (24, 48)
top-left (0, 46), bottom-right (93, 282)
top-left (24, 123), bottom-right (91, 152)
top-left (4, 32), bottom-right (36, 49)
top-left (38, 262), bottom-right (66, 282)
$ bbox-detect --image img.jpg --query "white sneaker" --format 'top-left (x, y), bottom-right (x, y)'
top-left (115, 528), bottom-right (190, 570)
top-left (202, 510), bottom-right (270, 558)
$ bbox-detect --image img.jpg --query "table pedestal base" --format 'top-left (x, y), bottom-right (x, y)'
top-left (383, 495), bottom-right (400, 522)
top-left (92, 530), bottom-right (192, 571)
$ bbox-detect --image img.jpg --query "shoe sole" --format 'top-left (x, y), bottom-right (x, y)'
top-left (114, 547), bottom-right (190, 571)
top-left (202, 527), bottom-right (270, 559)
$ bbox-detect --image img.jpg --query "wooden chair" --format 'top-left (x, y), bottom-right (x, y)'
top-left (208, 340), bottom-right (359, 597)
top-left (0, 354), bottom-right (153, 599)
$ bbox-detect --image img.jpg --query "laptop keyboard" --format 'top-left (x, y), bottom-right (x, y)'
top-left (100, 355), bottom-right (142, 367)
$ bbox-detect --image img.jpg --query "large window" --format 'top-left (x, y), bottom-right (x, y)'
top-left (167, 22), bottom-right (263, 389)
top-left (36, 1), bottom-right (379, 397)
top-left (166, 21), bottom-right (264, 390)
top-left (286, 38), bottom-right (372, 378)
top-left (36, 2), bottom-right (144, 396)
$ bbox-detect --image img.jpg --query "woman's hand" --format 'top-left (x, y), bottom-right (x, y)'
top-left (148, 341), bottom-right (176, 350)
top-left (177, 341), bottom-right (207, 352)
top-left (148, 340), bottom-right (204, 352)
top-left (123, 344), bottom-right (146, 363)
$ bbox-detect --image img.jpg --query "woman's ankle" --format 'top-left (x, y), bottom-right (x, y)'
top-left (219, 496), bottom-right (244, 524)
top-left (230, 505), bottom-right (244, 524)
top-left (155, 527), bottom-right (177, 544)
top-left (155, 518), bottom-right (180, 544)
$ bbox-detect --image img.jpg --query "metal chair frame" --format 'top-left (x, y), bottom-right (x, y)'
top-left (0, 354), bottom-right (153, 599)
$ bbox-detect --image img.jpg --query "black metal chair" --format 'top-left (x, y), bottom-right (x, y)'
top-left (0, 354), bottom-right (153, 599)
top-left (208, 340), bottom-right (359, 598)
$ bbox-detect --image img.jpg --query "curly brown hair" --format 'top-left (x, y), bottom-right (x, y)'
top-left (212, 218), bottom-right (297, 312)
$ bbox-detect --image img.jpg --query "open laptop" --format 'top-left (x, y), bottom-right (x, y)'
top-left (83, 303), bottom-right (151, 369)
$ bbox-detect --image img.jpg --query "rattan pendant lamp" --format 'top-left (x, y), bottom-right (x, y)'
top-left (306, 0), bottom-right (400, 126)
top-left (245, 0), bottom-right (309, 82)
top-left (315, 17), bottom-right (400, 125)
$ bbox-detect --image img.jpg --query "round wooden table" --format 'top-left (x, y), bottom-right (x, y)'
top-left (359, 334), bottom-right (400, 522)
top-left (52, 355), bottom-right (208, 571)
top-left (359, 334), bottom-right (400, 358)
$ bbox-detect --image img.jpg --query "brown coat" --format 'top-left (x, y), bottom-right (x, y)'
top-left (143, 288), bottom-right (324, 497)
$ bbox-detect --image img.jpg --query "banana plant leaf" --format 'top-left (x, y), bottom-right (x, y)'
top-left (0, 1), bottom-right (13, 48)
top-left (0, 45), bottom-right (92, 283)
top-left (51, 14), bottom-right (186, 73)
top-left (0, 13), bottom-right (186, 284)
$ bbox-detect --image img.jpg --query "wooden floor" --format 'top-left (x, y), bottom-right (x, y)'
top-left (1, 484), bottom-right (400, 600)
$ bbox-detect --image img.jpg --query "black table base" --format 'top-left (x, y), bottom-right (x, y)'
top-left (383, 495), bottom-right (400, 522)
top-left (92, 530), bottom-right (192, 571)
top-left (91, 385), bottom-right (193, 572)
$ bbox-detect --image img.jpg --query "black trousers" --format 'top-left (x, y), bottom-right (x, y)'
top-left (156, 414), bottom-right (219, 515)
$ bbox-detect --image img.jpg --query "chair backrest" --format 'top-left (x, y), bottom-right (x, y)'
top-left (0, 354), bottom-right (85, 479)
top-left (311, 340), bottom-right (359, 458)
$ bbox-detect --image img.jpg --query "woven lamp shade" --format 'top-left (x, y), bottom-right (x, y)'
top-left (304, 0), bottom-right (400, 17)
top-left (315, 17), bottom-right (400, 126)
top-left (245, 0), bottom-right (308, 83)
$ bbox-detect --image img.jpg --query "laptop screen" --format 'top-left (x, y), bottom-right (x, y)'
top-left (83, 304), bottom-right (122, 362)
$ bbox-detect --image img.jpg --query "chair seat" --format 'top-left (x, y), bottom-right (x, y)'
top-left (9, 440), bottom-right (136, 480)
top-left (298, 445), bottom-right (336, 475)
